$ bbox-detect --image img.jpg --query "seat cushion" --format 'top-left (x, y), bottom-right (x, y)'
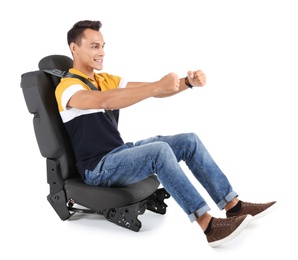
top-left (65, 175), bottom-right (160, 211)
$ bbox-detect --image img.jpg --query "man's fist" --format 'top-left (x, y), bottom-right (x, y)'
top-left (158, 72), bottom-right (180, 94)
top-left (187, 70), bottom-right (206, 87)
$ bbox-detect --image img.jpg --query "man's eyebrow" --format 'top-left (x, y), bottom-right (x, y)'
top-left (90, 42), bottom-right (106, 47)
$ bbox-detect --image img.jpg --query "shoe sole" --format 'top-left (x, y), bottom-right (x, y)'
top-left (252, 201), bottom-right (280, 221)
top-left (209, 214), bottom-right (253, 248)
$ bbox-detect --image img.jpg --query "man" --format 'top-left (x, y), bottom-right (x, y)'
top-left (55, 20), bottom-right (278, 248)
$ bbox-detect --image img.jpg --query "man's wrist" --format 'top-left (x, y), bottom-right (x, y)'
top-left (185, 76), bottom-right (193, 89)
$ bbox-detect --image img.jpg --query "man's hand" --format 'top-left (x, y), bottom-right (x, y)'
top-left (157, 72), bottom-right (180, 94)
top-left (187, 70), bottom-right (206, 87)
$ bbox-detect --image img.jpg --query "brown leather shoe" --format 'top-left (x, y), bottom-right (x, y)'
top-left (226, 201), bottom-right (278, 220)
top-left (206, 214), bottom-right (252, 248)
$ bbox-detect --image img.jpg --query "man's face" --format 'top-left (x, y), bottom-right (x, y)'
top-left (72, 28), bottom-right (105, 72)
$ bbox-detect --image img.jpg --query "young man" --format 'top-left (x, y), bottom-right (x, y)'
top-left (55, 20), bottom-right (278, 247)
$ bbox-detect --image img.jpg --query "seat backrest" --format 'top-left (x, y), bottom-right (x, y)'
top-left (21, 55), bottom-right (79, 180)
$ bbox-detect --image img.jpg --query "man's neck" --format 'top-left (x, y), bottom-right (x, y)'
top-left (73, 64), bottom-right (95, 80)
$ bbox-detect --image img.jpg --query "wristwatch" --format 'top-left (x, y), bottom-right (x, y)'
top-left (185, 77), bottom-right (193, 89)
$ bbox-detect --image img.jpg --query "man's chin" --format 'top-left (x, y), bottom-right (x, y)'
top-left (94, 66), bottom-right (103, 71)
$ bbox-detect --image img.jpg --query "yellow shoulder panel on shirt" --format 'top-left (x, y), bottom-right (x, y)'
top-left (55, 70), bottom-right (122, 112)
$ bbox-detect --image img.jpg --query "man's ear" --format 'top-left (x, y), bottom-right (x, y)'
top-left (70, 42), bottom-right (76, 54)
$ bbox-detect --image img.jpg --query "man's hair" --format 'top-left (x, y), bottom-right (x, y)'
top-left (67, 20), bottom-right (102, 46)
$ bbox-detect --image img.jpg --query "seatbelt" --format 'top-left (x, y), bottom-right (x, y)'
top-left (43, 69), bottom-right (118, 128)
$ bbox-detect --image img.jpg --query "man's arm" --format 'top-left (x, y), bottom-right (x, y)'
top-left (67, 70), bottom-right (206, 110)
top-left (67, 72), bottom-right (180, 110)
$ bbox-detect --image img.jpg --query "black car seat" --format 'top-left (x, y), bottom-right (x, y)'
top-left (20, 54), bottom-right (170, 232)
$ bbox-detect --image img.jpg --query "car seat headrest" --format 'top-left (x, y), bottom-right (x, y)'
top-left (38, 55), bottom-right (73, 86)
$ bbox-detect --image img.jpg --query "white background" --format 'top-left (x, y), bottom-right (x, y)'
top-left (1, 0), bottom-right (297, 258)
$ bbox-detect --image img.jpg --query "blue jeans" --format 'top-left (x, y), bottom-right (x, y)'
top-left (85, 133), bottom-right (238, 222)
